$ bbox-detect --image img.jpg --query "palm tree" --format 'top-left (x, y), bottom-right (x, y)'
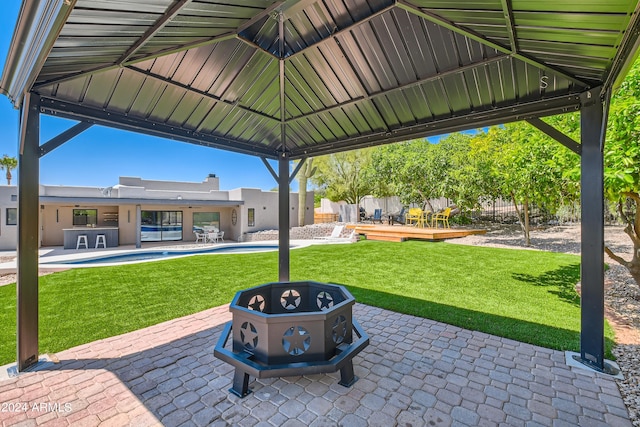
top-left (0, 155), bottom-right (18, 185)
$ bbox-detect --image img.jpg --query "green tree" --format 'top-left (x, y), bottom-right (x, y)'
top-left (603, 58), bottom-right (640, 284)
top-left (369, 138), bottom-right (449, 211)
top-left (478, 122), bottom-right (579, 245)
top-left (435, 132), bottom-right (485, 212)
top-left (468, 130), bottom-right (506, 206)
top-left (0, 155), bottom-right (17, 185)
top-left (311, 149), bottom-right (374, 208)
top-left (370, 133), bottom-right (496, 216)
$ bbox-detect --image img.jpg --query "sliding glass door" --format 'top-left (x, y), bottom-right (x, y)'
top-left (141, 210), bottom-right (183, 241)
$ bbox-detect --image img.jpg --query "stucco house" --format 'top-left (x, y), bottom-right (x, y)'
top-left (0, 175), bottom-right (314, 250)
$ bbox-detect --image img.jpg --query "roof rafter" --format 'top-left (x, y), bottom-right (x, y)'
top-left (116, 0), bottom-right (194, 66)
top-left (288, 55), bottom-right (508, 124)
top-left (500, 0), bottom-right (518, 53)
top-left (397, 1), bottom-right (590, 88)
top-left (33, 1), bottom-right (289, 90)
top-left (285, 4), bottom-right (396, 61)
top-left (237, 36), bottom-right (280, 61)
top-left (126, 66), bottom-right (281, 125)
top-left (32, 32), bottom-right (238, 90)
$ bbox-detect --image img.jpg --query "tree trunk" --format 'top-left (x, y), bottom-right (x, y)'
top-left (511, 191), bottom-right (531, 246)
top-left (523, 196), bottom-right (531, 246)
top-left (297, 159), bottom-right (315, 226)
top-left (298, 174), bottom-right (308, 226)
top-left (416, 189), bottom-right (435, 212)
top-left (6, 169), bottom-right (11, 186)
top-left (605, 192), bottom-right (640, 287)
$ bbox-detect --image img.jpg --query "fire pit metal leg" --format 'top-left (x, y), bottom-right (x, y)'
top-left (231, 369), bottom-right (251, 398)
top-left (338, 360), bottom-right (357, 387)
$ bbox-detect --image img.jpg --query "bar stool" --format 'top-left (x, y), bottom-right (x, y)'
top-left (76, 235), bottom-right (88, 250)
top-left (95, 234), bottom-right (106, 249)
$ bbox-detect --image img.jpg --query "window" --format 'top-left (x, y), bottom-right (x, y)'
top-left (141, 210), bottom-right (183, 241)
top-left (6, 208), bottom-right (17, 225)
top-left (248, 208), bottom-right (255, 227)
top-left (193, 212), bottom-right (220, 231)
top-left (73, 209), bottom-right (97, 226)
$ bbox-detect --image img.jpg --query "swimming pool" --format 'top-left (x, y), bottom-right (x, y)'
top-left (52, 244), bottom-right (286, 266)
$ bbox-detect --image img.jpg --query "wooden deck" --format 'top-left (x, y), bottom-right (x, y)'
top-left (349, 224), bottom-right (487, 242)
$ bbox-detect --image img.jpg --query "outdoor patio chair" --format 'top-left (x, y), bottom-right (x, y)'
top-left (217, 230), bottom-right (225, 242)
top-left (405, 208), bottom-right (424, 226)
top-left (431, 207), bottom-right (452, 228)
top-left (391, 207), bottom-right (406, 225)
top-left (359, 207), bottom-right (367, 221)
top-left (368, 208), bottom-right (383, 223)
top-left (195, 232), bottom-right (207, 243)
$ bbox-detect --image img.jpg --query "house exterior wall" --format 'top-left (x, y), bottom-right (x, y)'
top-left (180, 205), bottom-right (237, 243)
top-left (0, 176), bottom-right (314, 249)
top-left (118, 175), bottom-right (220, 192)
top-left (40, 204), bottom-right (121, 246)
top-left (40, 184), bottom-right (108, 198)
top-left (117, 205), bottom-right (137, 246)
top-left (0, 186), bottom-right (18, 250)
top-left (229, 189), bottom-right (314, 241)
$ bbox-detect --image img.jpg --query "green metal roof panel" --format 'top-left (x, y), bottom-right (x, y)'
top-left (511, 0), bottom-right (636, 13)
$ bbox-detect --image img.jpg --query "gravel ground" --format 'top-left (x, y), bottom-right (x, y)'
top-left (452, 223), bottom-right (640, 426)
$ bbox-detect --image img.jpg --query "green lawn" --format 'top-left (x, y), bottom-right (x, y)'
top-left (0, 240), bottom-right (614, 365)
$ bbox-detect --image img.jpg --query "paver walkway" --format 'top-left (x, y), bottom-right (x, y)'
top-left (0, 304), bottom-right (632, 426)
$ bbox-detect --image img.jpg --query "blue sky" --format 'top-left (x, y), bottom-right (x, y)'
top-left (0, 2), bottom-right (284, 191)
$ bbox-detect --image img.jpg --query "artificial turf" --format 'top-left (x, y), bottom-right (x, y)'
top-left (0, 240), bottom-right (614, 365)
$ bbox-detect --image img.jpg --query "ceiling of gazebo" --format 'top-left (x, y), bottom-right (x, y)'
top-left (2, 0), bottom-right (640, 160)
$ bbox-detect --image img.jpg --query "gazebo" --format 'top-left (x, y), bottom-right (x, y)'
top-left (2, 0), bottom-right (640, 376)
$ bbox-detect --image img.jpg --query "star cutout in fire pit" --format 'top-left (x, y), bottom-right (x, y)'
top-left (282, 326), bottom-right (311, 355)
top-left (332, 315), bottom-right (348, 344)
top-left (240, 321), bottom-right (258, 350)
top-left (247, 294), bottom-right (265, 312)
top-left (280, 289), bottom-right (301, 310)
top-left (317, 291), bottom-right (334, 310)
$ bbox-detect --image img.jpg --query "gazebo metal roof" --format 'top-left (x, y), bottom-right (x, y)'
top-left (3, 0), bottom-right (640, 376)
top-left (3, 0), bottom-right (640, 159)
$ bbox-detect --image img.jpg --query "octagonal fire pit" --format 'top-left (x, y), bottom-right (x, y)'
top-left (214, 281), bottom-right (369, 397)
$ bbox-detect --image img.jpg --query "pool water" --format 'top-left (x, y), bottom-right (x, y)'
top-left (55, 244), bottom-right (283, 265)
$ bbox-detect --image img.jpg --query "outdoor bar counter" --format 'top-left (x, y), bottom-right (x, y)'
top-left (63, 227), bottom-right (119, 249)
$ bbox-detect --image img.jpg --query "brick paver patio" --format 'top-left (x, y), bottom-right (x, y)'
top-left (0, 304), bottom-right (632, 426)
